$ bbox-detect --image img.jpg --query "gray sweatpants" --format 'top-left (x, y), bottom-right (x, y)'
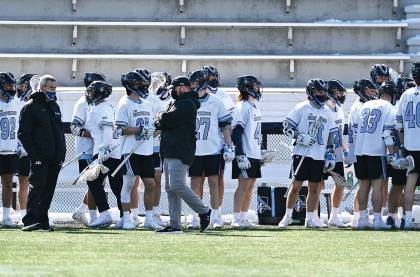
top-left (164, 158), bottom-right (208, 229)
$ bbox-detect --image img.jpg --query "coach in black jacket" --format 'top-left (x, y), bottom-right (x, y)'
top-left (155, 76), bottom-right (211, 234)
top-left (18, 75), bottom-right (66, 232)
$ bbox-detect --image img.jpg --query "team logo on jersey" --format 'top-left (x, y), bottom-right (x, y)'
top-left (133, 111), bottom-right (150, 117)
top-left (0, 110), bottom-right (17, 116)
top-left (198, 111), bottom-right (211, 116)
top-left (254, 116), bottom-right (262, 121)
top-left (308, 114), bottom-right (327, 123)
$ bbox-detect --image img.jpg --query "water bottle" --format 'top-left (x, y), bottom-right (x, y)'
top-left (346, 171), bottom-right (353, 188)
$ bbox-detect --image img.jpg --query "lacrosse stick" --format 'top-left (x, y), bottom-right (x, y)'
top-left (30, 74), bottom-right (40, 92)
top-left (111, 135), bottom-right (145, 178)
top-left (261, 150), bottom-right (277, 166)
top-left (72, 144), bottom-right (120, 185)
top-left (149, 72), bottom-right (167, 95)
top-left (389, 68), bottom-right (400, 83)
top-left (284, 116), bottom-right (323, 197)
top-left (62, 146), bottom-right (94, 168)
top-left (341, 180), bottom-right (359, 204)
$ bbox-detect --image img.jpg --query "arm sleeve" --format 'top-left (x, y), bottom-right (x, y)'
top-left (284, 105), bottom-right (301, 131)
top-left (395, 97), bottom-right (404, 130)
top-left (383, 104), bottom-right (396, 131)
top-left (218, 102), bottom-right (233, 128)
top-left (17, 104), bottom-right (39, 160)
top-left (232, 125), bottom-right (244, 156)
top-left (72, 100), bottom-right (85, 126)
top-left (160, 101), bottom-right (195, 129)
top-left (114, 101), bottom-right (129, 128)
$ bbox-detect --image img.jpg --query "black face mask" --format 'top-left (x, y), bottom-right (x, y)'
top-left (207, 79), bottom-right (219, 89)
top-left (337, 95), bottom-right (346, 105)
top-left (170, 88), bottom-right (178, 100)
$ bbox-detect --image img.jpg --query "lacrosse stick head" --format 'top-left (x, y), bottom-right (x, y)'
top-left (149, 72), bottom-right (167, 95)
top-left (80, 163), bottom-right (109, 182)
top-left (261, 150), bottom-right (277, 165)
top-left (328, 170), bottom-right (348, 188)
top-left (29, 74), bottom-right (40, 93)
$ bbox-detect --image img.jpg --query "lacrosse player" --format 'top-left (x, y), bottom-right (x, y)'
top-left (230, 75), bottom-right (264, 228)
top-left (77, 81), bottom-right (122, 228)
top-left (394, 63), bottom-right (420, 229)
top-left (70, 73), bottom-right (106, 225)
top-left (386, 78), bottom-right (416, 228)
top-left (370, 64), bottom-right (390, 87)
top-left (187, 69), bottom-right (234, 229)
top-left (323, 79), bottom-right (348, 227)
top-left (352, 81), bottom-right (398, 229)
top-left (15, 73), bottom-right (37, 223)
top-left (0, 72), bottom-right (19, 227)
top-left (203, 65), bottom-right (236, 225)
top-left (115, 70), bottom-right (159, 230)
top-left (278, 79), bottom-right (337, 229)
top-left (347, 79), bottom-right (378, 227)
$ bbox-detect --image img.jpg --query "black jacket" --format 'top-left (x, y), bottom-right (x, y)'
top-left (18, 91), bottom-right (66, 163)
top-left (158, 92), bottom-right (200, 166)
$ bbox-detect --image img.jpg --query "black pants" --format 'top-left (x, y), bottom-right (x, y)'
top-left (87, 157), bottom-right (123, 216)
top-left (22, 161), bottom-right (61, 227)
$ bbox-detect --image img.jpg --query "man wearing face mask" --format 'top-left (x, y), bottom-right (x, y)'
top-left (18, 74), bottom-right (66, 232)
top-left (155, 76), bottom-right (212, 234)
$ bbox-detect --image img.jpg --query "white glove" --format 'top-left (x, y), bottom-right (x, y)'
top-left (98, 145), bottom-right (111, 164)
top-left (17, 143), bottom-right (27, 158)
top-left (324, 150), bottom-right (336, 172)
top-left (236, 155), bottom-right (251, 170)
top-left (139, 125), bottom-right (156, 139)
top-left (296, 134), bottom-right (316, 147)
top-left (223, 144), bottom-right (235, 162)
top-left (261, 150), bottom-right (276, 166)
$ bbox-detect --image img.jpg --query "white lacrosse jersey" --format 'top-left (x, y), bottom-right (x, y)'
top-left (0, 97), bottom-right (20, 154)
top-left (285, 101), bottom-right (337, 161)
top-left (213, 88), bottom-right (235, 115)
top-left (115, 96), bottom-right (154, 156)
top-left (72, 96), bottom-right (94, 157)
top-left (233, 100), bottom-right (262, 160)
top-left (328, 103), bottom-right (345, 162)
top-left (348, 100), bottom-right (363, 163)
top-left (396, 86), bottom-right (420, 151)
top-left (354, 99), bottom-right (395, 156)
top-left (88, 101), bottom-right (121, 159)
top-left (146, 94), bottom-right (166, 153)
top-left (195, 93), bottom-right (232, 156)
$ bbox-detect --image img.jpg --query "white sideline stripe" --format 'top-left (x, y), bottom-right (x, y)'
top-left (0, 53), bottom-right (411, 60)
top-left (0, 20), bottom-right (409, 28)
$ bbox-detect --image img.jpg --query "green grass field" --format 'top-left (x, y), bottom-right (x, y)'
top-left (1, 227), bottom-right (420, 276)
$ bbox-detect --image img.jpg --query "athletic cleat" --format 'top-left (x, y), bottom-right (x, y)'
top-left (72, 211), bottom-right (89, 226)
top-left (143, 219), bottom-right (162, 230)
top-left (1, 218), bottom-right (17, 228)
top-left (278, 216), bottom-right (292, 228)
top-left (156, 225), bottom-right (183, 234)
top-left (305, 219), bottom-right (319, 229)
top-left (328, 216), bottom-right (345, 228)
top-left (38, 225), bottom-right (54, 232)
top-left (199, 209), bottom-right (212, 232)
top-left (386, 216), bottom-right (400, 229)
top-left (313, 215), bottom-right (327, 228)
top-left (231, 219), bottom-right (242, 228)
top-left (22, 222), bottom-right (41, 232)
top-left (403, 221), bottom-right (413, 230)
top-left (212, 218), bottom-right (224, 229)
top-left (88, 213), bottom-right (112, 228)
top-left (153, 215), bottom-right (167, 227)
top-left (241, 218), bottom-right (256, 228)
top-left (356, 216), bottom-right (368, 229)
top-left (132, 215), bottom-right (141, 227)
top-left (123, 219), bottom-right (137, 230)
top-left (372, 218), bottom-right (391, 230)
top-left (114, 218), bottom-right (124, 229)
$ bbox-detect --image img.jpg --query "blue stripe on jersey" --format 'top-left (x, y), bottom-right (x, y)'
top-left (285, 117), bottom-right (298, 128)
top-left (72, 116), bottom-right (84, 126)
top-left (218, 114), bottom-right (233, 123)
top-left (115, 121), bottom-right (128, 127)
top-left (383, 125), bottom-right (395, 130)
top-left (98, 121), bottom-right (113, 128)
top-left (395, 115), bottom-right (403, 123)
top-left (236, 120), bottom-right (246, 128)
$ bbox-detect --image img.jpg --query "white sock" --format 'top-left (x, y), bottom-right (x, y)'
top-left (397, 207), bottom-right (403, 218)
top-left (285, 208), bottom-right (293, 218)
top-left (20, 209), bottom-right (27, 218)
top-left (123, 211), bottom-right (130, 221)
top-left (381, 207), bottom-right (386, 216)
top-left (306, 212), bottom-right (313, 220)
top-left (76, 203), bottom-right (88, 213)
top-left (313, 210), bottom-right (319, 219)
top-left (405, 211), bottom-right (413, 223)
top-left (234, 212), bottom-right (241, 222)
top-left (145, 210), bottom-right (153, 221)
top-left (240, 212), bottom-right (246, 221)
top-left (211, 209), bottom-right (219, 221)
top-left (331, 207), bottom-right (339, 217)
top-left (153, 206), bottom-right (160, 216)
top-left (373, 212), bottom-right (381, 221)
top-left (89, 210), bottom-right (97, 221)
top-left (359, 210), bottom-right (367, 218)
top-left (131, 208), bottom-right (139, 218)
top-left (3, 207), bottom-right (10, 220)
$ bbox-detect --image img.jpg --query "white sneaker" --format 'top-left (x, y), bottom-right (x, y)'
top-left (114, 218), bottom-right (124, 229)
top-left (212, 218), bottom-right (224, 229)
top-left (231, 218), bottom-right (242, 228)
top-left (305, 219), bottom-right (319, 229)
top-left (2, 218), bottom-right (17, 228)
top-left (241, 218), bottom-right (256, 228)
top-left (356, 216), bottom-right (368, 229)
top-left (313, 215), bottom-right (327, 228)
top-left (72, 211), bottom-right (89, 226)
top-left (278, 216), bottom-right (292, 228)
top-left (153, 215), bottom-right (167, 227)
top-left (123, 218), bottom-right (137, 230)
top-left (328, 215), bottom-right (345, 228)
top-left (132, 215), bottom-right (141, 227)
top-left (188, 215), bottom-right (200, 229)
top-left (88, 213), bottom-right (112, 228)
top-left (143, 219), bottom-right (162, 230)
top-left (372, 218), bottom-right (391, 230)
top-left (404, 221), bottom-right (414, 230)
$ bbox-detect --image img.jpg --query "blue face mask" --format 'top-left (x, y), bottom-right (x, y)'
top-left (44, 91), bottom-right (57, 101)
